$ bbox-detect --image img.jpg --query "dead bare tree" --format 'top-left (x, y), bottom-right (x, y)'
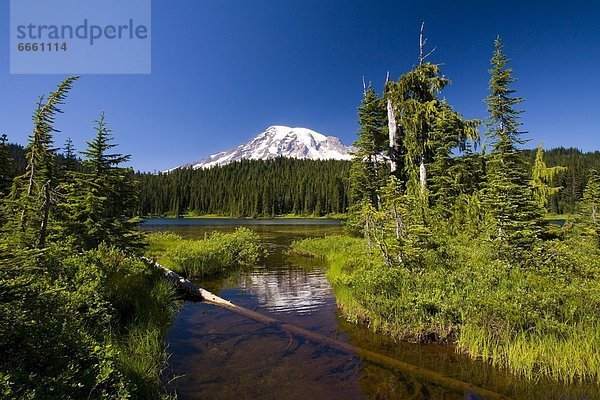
top-left (419, 21), bottom-right (436, 65)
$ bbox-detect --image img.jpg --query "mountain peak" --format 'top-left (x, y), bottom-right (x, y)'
top-left (263, 125), bottom-right (328, 142)
top-left (170, 126), bottom-right (353, 171)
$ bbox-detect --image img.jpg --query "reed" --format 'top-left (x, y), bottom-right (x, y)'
top-left (291, 234), bottom-right (600, 383)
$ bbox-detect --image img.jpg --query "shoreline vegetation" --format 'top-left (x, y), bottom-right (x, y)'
top-left (290, 233), bottom-right (600, 383)
top-left (145, 228), bottom-right (263, 279)
top-left (0, 78), bottom-right (181, 399)
top-left (287, 36), bottom-right (600, 385)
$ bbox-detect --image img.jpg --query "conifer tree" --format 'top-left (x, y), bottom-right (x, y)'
top-left (530, 144), bottom-right (567, 211)
top-left (386, 28), bottom-right (478, 204)
top-left (391, 62), bottom-right (449, 192)
top-left (428, 102), bottom-right (480, 219)
top-left (8, 76), bottom-right (78, 247)
top-left (62, 137), bottom-right (78, 173)
top-left (483, 37), bottom-right (544, 251)
top-left (578, 169), bottom-right (600, 242)
top-left (349, 85), bottom-right (387, 207)
top-left (64, 112), bottom-right (141, 250)
top-left (385, 57), bottom-right (477, 234)
top-left (0, 134), bottom-right (11, 196)
top-left (353, 27), bottom-right (479, 255)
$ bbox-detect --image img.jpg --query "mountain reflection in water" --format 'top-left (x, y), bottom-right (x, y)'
top-left (241, 268), bottom-right (332, 315)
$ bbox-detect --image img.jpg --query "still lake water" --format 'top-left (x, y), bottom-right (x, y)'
top-left (143, 218), bottom-right (598, 400)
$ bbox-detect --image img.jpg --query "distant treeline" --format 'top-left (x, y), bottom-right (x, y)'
top-left (523, 147), bottom-right (600, 214)
top-left (6, 144), bottom-right (599, 216)
top-left (7, 143), bottom-right (26, 177)
top-left (7, 143), bottom-right (83, 177)
top-left (136, 157), bottom-right (351, 217)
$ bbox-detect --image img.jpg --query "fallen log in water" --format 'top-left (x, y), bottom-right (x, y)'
top-left (142, 257), bottom-right (234, 307)
top-left (143, 257), bottom-right (512, 400)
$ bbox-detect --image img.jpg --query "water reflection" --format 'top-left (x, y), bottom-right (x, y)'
top-left (240, 267), bottom-right (332, 315)
top-left (143, 222), bottom-right (600, 400)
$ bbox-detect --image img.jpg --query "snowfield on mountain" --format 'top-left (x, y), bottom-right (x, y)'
top-left (168, 125), bottom-right (353, 171)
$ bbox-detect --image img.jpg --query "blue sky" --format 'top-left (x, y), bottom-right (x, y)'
top-left (1, 0), bottom-right (599, 172)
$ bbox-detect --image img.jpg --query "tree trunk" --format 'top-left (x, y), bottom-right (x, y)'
top-left (20, 143), bottom-right (37, 232)
top-left (419, 157), bottom-right (427, 194)
top-left (39, 180), bottom-right (51, 248)
top-left (364, 213), bottom-right (373, 251)
top-left (387, 99), bottom-right (397, 172)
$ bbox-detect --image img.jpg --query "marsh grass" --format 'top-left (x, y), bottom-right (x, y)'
top-left (116, 324), bottom-right (172, 399)
top-left (94, 246), bottom-right (182, 399)
top-left (291, 233), bottom-right (600, 384)
top-left (146, 228), bottom-right (263, 278)
top-left (459, 323), bottom-right (600, 383)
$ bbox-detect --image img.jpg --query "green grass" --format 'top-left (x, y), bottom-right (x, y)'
top-left (146, 232), bottom-right (182, 257)
top-left (543, 213), bottom-right (577, 220)
top-left (458, 322), bottom-right (600, 383)
top-left (291, 232), bottom-right (600, 384)
top-left (0, 244), bottom-right (182, 399)
top-left (146, 228), bottom-right (263, 278)
top-left (91, 246), bottom-right (182, 399)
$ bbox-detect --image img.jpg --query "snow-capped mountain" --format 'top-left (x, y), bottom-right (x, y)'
top-left (171, 125), bottom-right (353, 170)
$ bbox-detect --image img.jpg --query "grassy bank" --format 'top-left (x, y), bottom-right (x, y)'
top-left (1, 228), bottom-right (262, 398)
top-left (0, 244), bottom-right (180, 399)
top-left (146, 227), bottom-right (263, 278)
top-left (291, 233), bottom-right (600, 383)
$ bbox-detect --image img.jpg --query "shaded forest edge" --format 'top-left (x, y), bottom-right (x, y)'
top-left (6, 143), bottom-right (600, 217)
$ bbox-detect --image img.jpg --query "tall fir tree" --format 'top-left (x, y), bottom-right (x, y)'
top-left (354, 27), bottom-right (480, 261)
top-left (578, 169), bottom-right (600, 243)
top-left (387, 57), bottom-right (478, 203)
top-left (7, 76), bottom-right (78, 247)
top-left (393, 62), bottom-right (449, 189)
top-left (428, 102), bottom-right (480, 221)
top-left (483, 37), bottom-right (544, 251)
top-left (64, 112), bottom-right (141, 251)
top-left (385, 59), bottom-right (478, 235)
top-left (349, 85), bottom-right (388, 207)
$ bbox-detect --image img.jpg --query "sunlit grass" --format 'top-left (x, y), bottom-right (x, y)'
top-left (146, 228), bottom-right (263, 278)
top-left (291, 233), bottom-right (600, 383)
top-left (459, 323), bottom-right (600, 383)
